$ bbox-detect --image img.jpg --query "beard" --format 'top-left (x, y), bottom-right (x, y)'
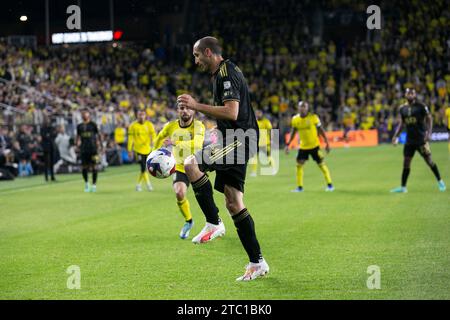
top-left (181, 115), bottom-right (193, 123)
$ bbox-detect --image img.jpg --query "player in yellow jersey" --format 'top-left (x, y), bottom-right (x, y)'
top-left (127, 110), bottom-right (157, 191)
top-left (445, 106), bottom-right (450, 152)
top-left (154, 103), bottom-right (205, 239)
top-left (285, 101), bottom-right (334, 192)
top-left (250, 110), bottom-right (276, 176)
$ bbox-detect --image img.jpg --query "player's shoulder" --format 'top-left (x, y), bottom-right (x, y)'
top-left (220, 60), bottom-right (242, 77)
top-left (164, 119), bottom-right (179, 130)
top-left (193, 119), bottom-right (205, 128)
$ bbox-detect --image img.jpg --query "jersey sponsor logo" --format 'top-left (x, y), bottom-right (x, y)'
top-left (224, 81), bottom-right (231, 90)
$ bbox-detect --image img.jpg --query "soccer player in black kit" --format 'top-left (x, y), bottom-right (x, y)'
top-left (391, 88), bottom-right (446, 193)
top-left (40, 114), bottom-right (57, 182)
top-left (76, 109), bottom-right (102, 193)
top-left (177, 36), bottom-right (269, 281)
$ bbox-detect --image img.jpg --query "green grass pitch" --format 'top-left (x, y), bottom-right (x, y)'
top-left (1, 143), bottom-right (448, 299)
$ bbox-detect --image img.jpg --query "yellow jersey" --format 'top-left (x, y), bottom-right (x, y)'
top-left (291, 113), bottom-right (321, 150)
top-left (445, 107), bottom-right (450, 129)
top-left (257, 117), bottom-right (272, 147)
top-left (127, 120), bottom-right (157, 155)
top-left (154, 119), bottom-right (205, 173)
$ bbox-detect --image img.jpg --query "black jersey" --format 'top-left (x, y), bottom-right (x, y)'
top-left (212, 59), bottom-right (259, 139)
top-left (40, 125), bottom-right (56, 152)
top-left (399, 101), bottom-right (430, 145)
top-left (77, 121), bottom-right (99, 152)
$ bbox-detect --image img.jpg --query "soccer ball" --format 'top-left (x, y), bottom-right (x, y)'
top-left (146, 148), bottom-right (176, 179)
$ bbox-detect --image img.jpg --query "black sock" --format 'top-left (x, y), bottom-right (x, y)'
top-left (429, 163), bottom-right (441, 181)
top-left (192, 174), bottom-right (219, 225)
top-left (82, 169), bottom-right (88, 183)
top-left (401, 168), bottom-right (410, 187)
top-left (92, 170), bottom-right (97, 185)
top-left (232, 208), bottom-right (262, 263)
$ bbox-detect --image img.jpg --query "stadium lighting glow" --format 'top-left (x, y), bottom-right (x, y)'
top-left (19, 15), bottom-right (28, 22)
top-left (51, 30), bottom-right (113, 44)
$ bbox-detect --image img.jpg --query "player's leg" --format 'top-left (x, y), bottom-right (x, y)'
top-left (391, 145), bottom-right (414, 193)
top-left (81, 151), bottom-right (90, 192)
top-left (184, 154), bottom-right (223, 243)
top-left (418, 143), bottom-right (446, 191)
top-left (249, 152), bottom-right (258, 177)
top-left (91, 152), bottom-right (98, 192)
top-left (141, 153), bottom-right (153, 191)
top-left (292, 149), bottom-right (307, 192)
top-left (223, 184), bottom-right (269, 281)
top-left (266, 145), bottom-right (276, 175)
top-left (43, 151), bottom-right (50, 181)
top-left (173, 174), bottom-right (194, 239)
top-left (312, 148), bottom-right (333, 191)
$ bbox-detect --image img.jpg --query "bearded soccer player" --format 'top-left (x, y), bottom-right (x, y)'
top-left (391, 88), bottom-right (446, 193)
top-left (285, 101), bottom-right (333, 192)
top-left (153, 103), bottom-right (205, 239)
top-left (128, 110), bottom-right (156, 191)
top-left (249, 110), bottom-right (275, 176)
top-left (76, 109), bottom-right (102, 192)
top-left (177, 36), bottom-right (269, 281)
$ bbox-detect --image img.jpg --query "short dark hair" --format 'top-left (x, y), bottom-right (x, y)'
top-left (196, 36), bottom-right (222, 55)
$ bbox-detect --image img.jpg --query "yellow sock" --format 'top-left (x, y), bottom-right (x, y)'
top-left (250, 155), bottom-right (258, 175)
top-left (177, 198), bottom-right (192, 221)
top-left (268, 156), bottom-right (275, 168)
top-left (137, 172), bottom-right (144, 184)
top-left (448, 142), bottom-right (450, 153)
top-left (296, 164), bottom-right (304, 187)
top-left (318, 163), bottom-right (332, 185)
top-left (142, 171), bottom-right (150, 185)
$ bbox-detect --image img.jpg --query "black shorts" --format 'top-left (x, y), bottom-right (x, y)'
top-left (81, 150), bottom-right (98, 166)
top-left (136, 153), bottom-right (148, 173)
top-left (297, 147), bottom-right (324, 163)
top-left (403, 142), bottom-right (431, 158)
top-left (172, 170), bottom-right (190, 187)
top-left (194, 142), bottom-right (249, 194)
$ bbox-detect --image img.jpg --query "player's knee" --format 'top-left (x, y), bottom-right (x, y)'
top-left (183, 156), bottom-right (197, 173)
top-left (175, 190), bottom-right (185, 201)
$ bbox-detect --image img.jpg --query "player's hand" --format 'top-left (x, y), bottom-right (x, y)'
top-left (128, 151), bottom-right (133, 160)
top-left (392, 137), bottom-right (398, 146)
top-left (177, 94), bottom-right (198, 110)
top-left (325, 143), bottom-right (331, 154)
top-left (164, 139), bottom-right (174, 147)
top-left (284, 145), bottom-right (290, 155)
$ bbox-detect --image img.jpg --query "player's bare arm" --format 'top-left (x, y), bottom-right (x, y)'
top-left (285, 127), bottom-right (297, 154)
top-left (177, 94), bottom-right (239, 121)
top-left (425, 113), bottom-right (433, 142)
top-left (392, 111), bottom-right (403, 145)
top-left (317, 126), bottom-right (330, 153)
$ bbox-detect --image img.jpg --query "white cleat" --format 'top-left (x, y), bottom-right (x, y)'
top-left (236, 259), bottom-right (270, 281)
top-left (146, 183), bottom-right (153, 191)
top-left (192, 221), bottom-right (225, 244)
top-left (136, 184), bottom-right (142, 192)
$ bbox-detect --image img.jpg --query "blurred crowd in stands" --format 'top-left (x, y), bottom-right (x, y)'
top-left (0, 0), bottom-right (449, 178)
